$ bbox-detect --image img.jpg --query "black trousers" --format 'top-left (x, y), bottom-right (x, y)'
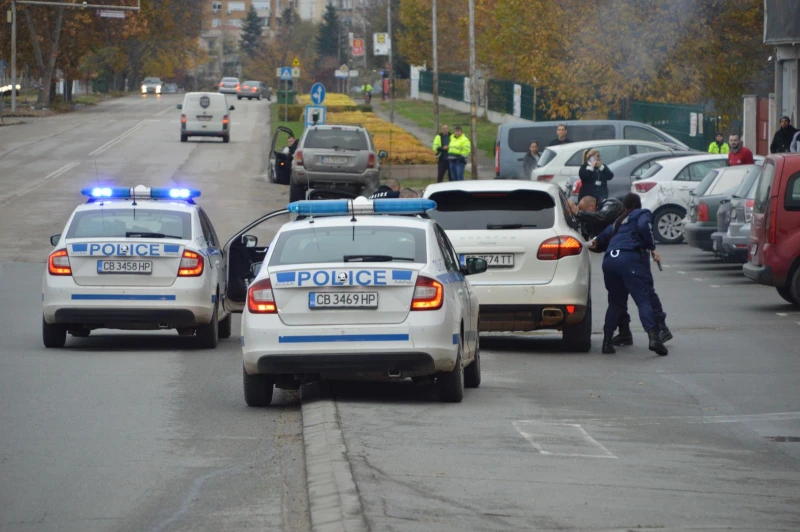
top-left (437, 156), bottom-right (450, 182)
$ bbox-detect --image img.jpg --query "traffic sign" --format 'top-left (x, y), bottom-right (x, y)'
top-left (278, 67), bottom-right (292, 81)
top-left (310, 83), bottom-right (326, 105)
top-left (348, 70), bottom-right (359, 78)
top-left (334, 70), bottom-right (348, 79)
top-left (304, 105), bottom-right (326, 127)
top-left (352, 38), bottom-right (365, 57)
top-left (291, 67), bottom-right (300, 78)
top-left (292, 57), bottom-right (301, 67)
top-left (339, 64), bottom-right (349, 73)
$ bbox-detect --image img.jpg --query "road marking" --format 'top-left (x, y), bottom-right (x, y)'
top-left (0, 161), bottom-right (80, 207)
top-left (513, 421), bottom-right (618, 459)
top-left (710, 284), bottom-right (720, 288)
top-left (676, 271), bottom-right (686, 274)
top-left (558, 411), bottom-right (800, 426)
top-left (155, 106), bottom-right (174, 116)
top-left (777, 313), bottom-right (788, 317)
top-left (693, 278), bottom-right (706, 282)
top-left (88, 119), bottom-right (152, 156)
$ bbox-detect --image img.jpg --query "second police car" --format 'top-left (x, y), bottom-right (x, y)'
top-left (43, 185), bottom-right (230, 348)
top-left (236, 197), bottom-right (487, 406)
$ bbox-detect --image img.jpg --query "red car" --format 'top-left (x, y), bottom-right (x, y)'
top-left (743, 154), bottom-right (800, 306)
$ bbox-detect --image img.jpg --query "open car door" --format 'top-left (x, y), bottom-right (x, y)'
top-left (223, 209), bottom-right (290, 313)
top-left (268, 126), bottom-right (294, 185)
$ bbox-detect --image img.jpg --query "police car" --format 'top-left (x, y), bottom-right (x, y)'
top-left (235, 197), bottom-right (486, 406)
top-left (42, 186), bottom-right (230, 348)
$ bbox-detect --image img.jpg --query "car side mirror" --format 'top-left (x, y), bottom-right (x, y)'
top-left (177, 104), bottom-right (182, 110)
top-left (229, 105), bottom-right (235, 111)
top-left (50, 234), bottom-right (61, 246)
top-left (242, 234), bottom-right (257, 248)
top-left (462, 257), bottom-right (488, 276)
top-left (378, 150), bottom-right (388, 159)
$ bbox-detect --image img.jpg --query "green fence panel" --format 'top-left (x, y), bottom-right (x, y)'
top-left (418, 71), bottom-right (466, 102)
top-left (630, 101), bottom-right (715, 151)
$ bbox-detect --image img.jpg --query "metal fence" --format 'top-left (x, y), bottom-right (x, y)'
top-left (626, 101), bottom-right (718, 151)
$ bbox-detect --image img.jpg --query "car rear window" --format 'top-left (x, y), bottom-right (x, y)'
top-left (222, 78), bottom-right (238, 82)
top-left (426, 190), bottom-right (556, 230)
top-left (785, 172), bottom-right (800, 210)
top-left (537, 148), bottom-right (557, 168)
top-left (753, 163), bottom-right (776, 213)
top-left (707, 169), bottom-right (747, 195)
top-left (507, 125), bottom-right (616, 152)
top-left (303, 129), bottom-right (368, 150)
top-left (269, 226), bottom-right (427, 265)
top-left (640, 163), bottom-right (663, 180)
top-left (694, 170), bottom-right (720, 196)
top-left (734, 165), bottom-right (762, 198)
top-left (66, 209), bottom-right (192, 239)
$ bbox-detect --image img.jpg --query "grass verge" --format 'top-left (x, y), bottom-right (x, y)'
top-left (271, 103), bottom-right (305, 138)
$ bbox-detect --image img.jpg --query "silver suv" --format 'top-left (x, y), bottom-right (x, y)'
top-left (289, 125), bottom-right (387, 202)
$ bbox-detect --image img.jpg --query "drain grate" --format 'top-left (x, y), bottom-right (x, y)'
top-left (765, 436), bottom-right (800, 443)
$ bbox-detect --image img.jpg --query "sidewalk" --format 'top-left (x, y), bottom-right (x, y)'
top-left (371, 100), bottom-right (495, 178)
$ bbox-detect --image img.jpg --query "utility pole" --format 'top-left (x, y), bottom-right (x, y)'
top-left (468, 0), bottom-right (478, 179)
top-left (11, 0), bottom-right (17, 112)
top-left (432, 0), bottom-right (438, 133)
top-left (387, 0), bottom-right (393, 123)
top-left (362, 0), bottom-right (367, 76)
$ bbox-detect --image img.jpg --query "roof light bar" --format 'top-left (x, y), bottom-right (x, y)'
top-left (287, 197), bottom-right (437, 216)
top-left (80, 186), bottom-right (201, 201)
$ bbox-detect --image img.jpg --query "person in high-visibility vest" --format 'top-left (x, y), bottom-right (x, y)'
top-left (707, 132), bottom-right (729, 154)
top-left (447, 126), bottom-right (471, 181)
top-left (361, 83), bottom-right (372, 103)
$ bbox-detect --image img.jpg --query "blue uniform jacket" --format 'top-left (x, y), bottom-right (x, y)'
top-left (593, 209), bottom-right (656, 254)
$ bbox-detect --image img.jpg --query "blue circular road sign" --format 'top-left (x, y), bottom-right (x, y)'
top-left (310, 83), bottom-right (326, 105)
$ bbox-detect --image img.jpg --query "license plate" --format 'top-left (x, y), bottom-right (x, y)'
top-left (197, 115), bottom-right (212, 121)
top-left (321, 156), bottom-right (347, 165)
top-left (460, 254), bottom-right (514, 268)
top-left (309, 292), bottom-right (378, 309)
top-left (97, 260), bottom-right (153, 274)
top-left (750, 243), bottom-right (758, 256)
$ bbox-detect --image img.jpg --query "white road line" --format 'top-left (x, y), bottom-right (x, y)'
top-left (0, 161), bottom-right (80, 207)
top-left (88, 119), bottom-right (152, 156)
top-left (676, 271), bottom-right (686, 274)
top-left (513, 421), bottom-right (618, 459)
top-left (693, 278), bottom-right (706, 282)
top-left (558, 411), bottom-right (800, 426)
top-left (777, 313), bottom-right (788, 317)
top-left (155, 106), bottom-right (174, 116)
top-left (710, 285), bottom-right (720, 288)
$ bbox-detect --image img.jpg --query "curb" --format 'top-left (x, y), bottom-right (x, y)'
top-left (301, 384), bottom-right (369, 532)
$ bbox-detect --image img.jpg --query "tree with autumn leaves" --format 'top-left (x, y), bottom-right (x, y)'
top-left (398, 0), bottom-right (770, 124)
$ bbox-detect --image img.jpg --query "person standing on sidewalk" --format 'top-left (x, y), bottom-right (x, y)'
top-left (707, 133), bottom-right (729, 154)
top-left (447, 126), bottom-right (471, 181)
top-left (522, 141), bottom-right (540, 179)
top-left (548, 124), bottom-right (572, 146)
top-left (432, 124), bottom-right (452, 183)
top-left (728, 134), bottom-right (754, 166)
top-left (770, 116), bottom-right (797, 154)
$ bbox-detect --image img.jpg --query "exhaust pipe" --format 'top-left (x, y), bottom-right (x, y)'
top-left (387, 370), bottom-right (402, 378)
top-left (157, 322), bottom-right (170, 329)
top-left (541, 308), bottom-right (564, 325)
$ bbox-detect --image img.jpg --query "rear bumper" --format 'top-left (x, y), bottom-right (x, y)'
top-left (684, 223), bottom-right (715, 251)
top-left (219, 88), bottom-right (237, 94)
top-left (721, 233), bottom-right (749, 260)
top-left (257, 352), bottom-right (436, 376)
top-left (53, 308), bottom-right (198, 328)
top-left (184, 131), bottom-right (227, 137)
top-left (743, 262), bottom-right (773, 285)
top-left (478, 303), bottom-right (589, 332)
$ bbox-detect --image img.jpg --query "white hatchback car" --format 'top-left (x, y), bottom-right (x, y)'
top-left (236, 197), bottom-right (485, 406)
top-left (423, 181), bottom-right (592, 352)
top-left (178, 92), bottom-right (235, 143)
top-left (42, 186), bottom-right (230, 348)
top-left (531, 139), bottom-right (687, 186)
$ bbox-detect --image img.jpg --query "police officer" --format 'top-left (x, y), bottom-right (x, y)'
top-left (368, 178), bottom-right (401, 199)
top-left (590, 193), bottom-right (668, 356)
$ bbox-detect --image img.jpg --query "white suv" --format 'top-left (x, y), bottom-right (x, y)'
top-left (423, 181), bottom-right (592, 352)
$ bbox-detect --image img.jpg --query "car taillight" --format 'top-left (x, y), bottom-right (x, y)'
top-left (367, 153), bottom-right (376, 168)
top-left (495, 144), bottom-right (500, 176)
top-left (295, 150), bottom-right (304, 166)
top-left (248, 278), bottom-right (276, 313)
top-left (48, 249), bottom-right (71, 275)
top-left (236, 83), bottom-right (240, 90)
top-left (411, 276), bottom-right (443, 311)
top-left (537, 236), bottom-right (583, 260)
top-left (219, 82), bottom-right (224, 87)
top-left (252, 87), bottom-right (257, 92)
top-left (537, 174), bottom-right (554, 182)
top-left (178, 250), bottom-right (204, 276)
top-left (766, 197), bottom-right (777, 244)
top-left (181, 114), bottom-right (186, 124)
top-left (222, 115), bottom-right (229, 125)
top-left (745, 199), bottom-right (754, 223)
top-left (635, 181), bottom-right (657, 193)
top-left (697, 203), bottom-right (709, 222)
top-left (573, 180), bottom-right (582, 195)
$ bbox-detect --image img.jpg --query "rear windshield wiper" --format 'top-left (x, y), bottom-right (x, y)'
top-left (125, 232), bottom-right (183, 239)
top-left (486, 224), bottom-right (538, 230)
top-left (343, 255), bottom-right (414, 262)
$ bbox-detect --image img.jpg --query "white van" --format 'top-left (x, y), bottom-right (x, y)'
top-left (178, 92), bottom-right (234, 143)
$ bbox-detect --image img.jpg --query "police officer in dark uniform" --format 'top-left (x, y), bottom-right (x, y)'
top-left (590, 193), bottom-right (668, 356)
top-left (368, 178), bottom-right (401, 199)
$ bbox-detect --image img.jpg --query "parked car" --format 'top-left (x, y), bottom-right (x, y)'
top-left (218, 77), bottom-right (240, 95)
top-left (141, 77), bottom-right (163, 94)
top-left (684, 165), bottom-right (752, 252)
top-left (532, 139), bottom-right (689, 188)
top-left (289, 125), bottom-right (388, 202)
top-left (177, 92), bottom-right (235, 143)
top-left (162, 83), bottom-right (179, 94)
top-left (495, 120), bottom-right (689, 179)
top-left (721, 173), bottom-right (761, 262)
top-left (237, 81), bottom-right (271, 101)
top-left (568, 150), bottom-right (701, 202)
top-left (712, 162), bottom-right (763, 261)
top-left (743, 153), bottom-right (800, 306)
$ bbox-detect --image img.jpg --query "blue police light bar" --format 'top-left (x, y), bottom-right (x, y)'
top-left (287, 198), bottom-right (437, 216)
top-left (80, 187), bottom-right (132, 199)
top-left (150, 188), bottom-right (202, 200)
top-left (80, 186), bottom-right (201, 201)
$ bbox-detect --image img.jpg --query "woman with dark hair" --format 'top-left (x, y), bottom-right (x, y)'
top-left (590, 193), bottom-right (669, 356)
top-left (578, 148), bottom-right (614, 200)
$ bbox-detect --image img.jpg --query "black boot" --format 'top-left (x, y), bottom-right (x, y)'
top-left (611, 323), bottom-right (633, 346)
top-left (602, 335), bottom-right (616, 354)
top-left (648, 329), bottom-right (668, 356)
top-left (658, 322), bottom-right (673, 344)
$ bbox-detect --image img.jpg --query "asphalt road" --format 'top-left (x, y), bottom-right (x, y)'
top-left (0, 95), bottom-right (309, 532)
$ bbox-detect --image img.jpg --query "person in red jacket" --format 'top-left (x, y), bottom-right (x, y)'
top-left (727, 134), bottom-right (754, 166)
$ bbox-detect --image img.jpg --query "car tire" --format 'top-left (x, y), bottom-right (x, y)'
top-left (180, 134), bottom-right (187, 143)
top-left (464, 335), bottom-right (481, 389)
top-left (257, 95), bottom-right (262, 101)
top-left (243, 366), bottom-right (274, 407)
top-left (69, 327), bottom-right (90, 338)
top-left (289, 183), bottom-right (306, 202)
top-left (218, 311), bottom-right (232, 339)
top-left (781, 266), bottom-right (800, 307)
top-left (561, 298), bottom-right (592, 353)
top-left (237, 96), bottom-right (242, 100)
top-left (196, 303), bottom-right (219, 349)
top-left (42, 317), bottom-right (66, 348)
top-left (437, 345), bottom-right (465, 403)
top-left (654, 207), bottom-right (686, 244)
top-left (222, 135), bottom-right (230, 144)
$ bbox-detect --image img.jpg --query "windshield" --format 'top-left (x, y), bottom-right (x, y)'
top-left (707, 169), bottom-right (747, 195)
top-left (303, 129), bottom-right (368, 150)
top-left (537, 149), bottom-right (557, 168)
top-left (66, 209), bottom-right (192, 239)
top-left (269, 226), bottom-right (427, 265)
top-left (639, 163), bottom-right (663, 180)
top-left (243, 81), bottom-right (259, 86)
top-left (143, 78), bottom-right (160, 83)
top-left (222, 77), bottom-right (238, 82)
top-left (733, 165), bottom-right (761, 197)
top-left (427, 190), bottom-right (555, 230)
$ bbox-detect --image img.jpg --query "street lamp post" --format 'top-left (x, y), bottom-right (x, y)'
top-left (387, 0), bottom-right (394, 123)
top-left (432, 0), bottom-right (438, 133)
top-left (468, 0), bottom-right (477, 179)
top-left (11, 0), bottom-right (17, 112)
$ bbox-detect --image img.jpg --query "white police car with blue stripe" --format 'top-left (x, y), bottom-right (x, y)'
top-left (237, 197), bottom-right (486, 406)
top-left (42, 185), bottom-right (230, 348)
